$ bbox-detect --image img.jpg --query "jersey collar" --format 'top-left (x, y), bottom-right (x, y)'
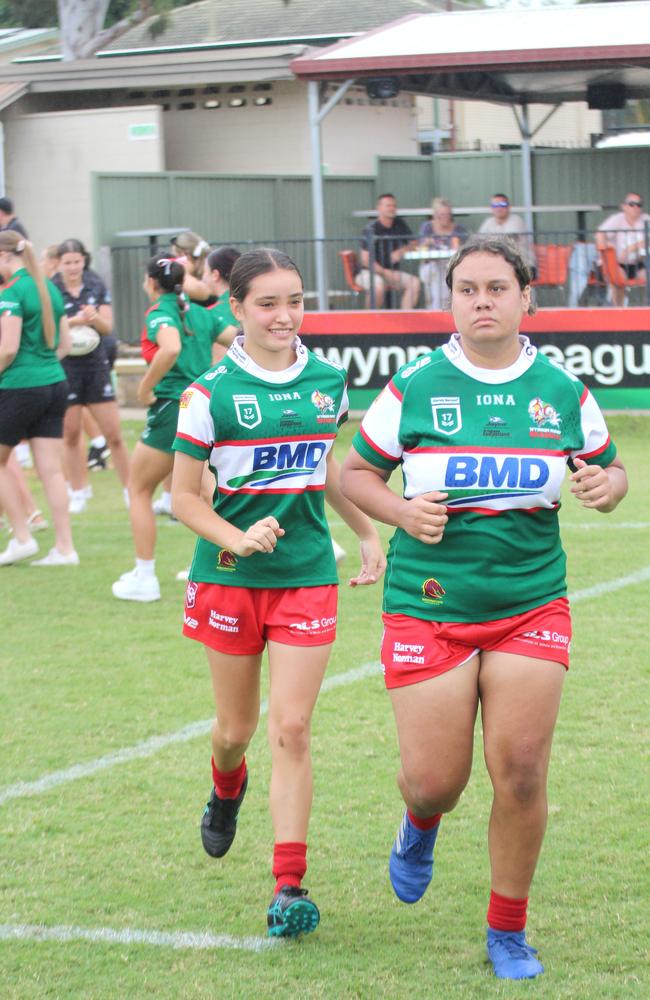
top-left (228, 334), bottom-right (308, 384)
top-left (443, 333), bottom-right (537, 384)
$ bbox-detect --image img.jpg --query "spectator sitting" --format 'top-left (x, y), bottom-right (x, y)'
top-left (479, 193), bottom-right (535, 274)
top-left (357, 193), bottom-right (420, 309)
top-left (417, 197), bottom-right (467, 309)
top-left (596, 192), bottom-right (649, 306)
top-left (0, 197), bottom-right (28, 239)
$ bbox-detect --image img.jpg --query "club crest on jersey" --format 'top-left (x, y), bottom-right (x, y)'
top-left (311, 389), bottom-right (336, 423)
top-left (528, 397), bottom-right (561, 438)
top-left (422, 577), bottom-right (446, 604)
top-left (233, 394), bottom-right (261, 429)
top-left (431, 396), bottom-right (462, 436)
top-left (216, 549), bottom-right (237, 571)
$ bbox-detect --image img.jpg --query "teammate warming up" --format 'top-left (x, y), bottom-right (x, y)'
top-left (340, 236), bottom-right (627, 980)
top-left (112, 256), bottom-right (232, 602)
top-left (172, 248), bottom-right (385, 937)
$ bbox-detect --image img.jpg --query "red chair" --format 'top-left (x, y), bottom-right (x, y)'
top-left (599, 245), bottom-right (646, 303)
top-left (339, 249), bottom-right (363, 298)
top-left (532, 244), bottom-right (571, 295)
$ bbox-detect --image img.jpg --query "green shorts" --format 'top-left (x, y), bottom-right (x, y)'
top-left (141, 397), bottom-right (179, 454)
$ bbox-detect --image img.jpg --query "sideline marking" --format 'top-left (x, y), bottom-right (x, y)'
top-left (561, 522), bottom-right (649, 530)
top-left (2, 564), bottom-right (650, 808)
top-left (0, 662), bottom-right (380, 807)
top-left (568, 565), bottom-right (650, 603)
top-left (0, 922), bottom-right (275, 953)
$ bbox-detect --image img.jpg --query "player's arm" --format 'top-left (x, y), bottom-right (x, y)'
top-left (325, 452), bottom-right (385, 586)
top-left (137, 324), bottom-right (181, 405)
top-left (340, 446), bottom-right (448, 545)
top-left (569, 455), bottom-right (628, 513)
top-left (0, 313), bottom-right (21, 373)
top-left (171, 451), bottom-right (284, 556)
top-left (57, 316), bottom-right (71, 360)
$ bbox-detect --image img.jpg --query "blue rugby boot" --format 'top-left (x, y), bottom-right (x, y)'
top-left (267, 886), bottom-right (320, 938)
top-left (487, 928), bottom-right (544, 980)
top-left (389, 810), bottom-right (440, 903)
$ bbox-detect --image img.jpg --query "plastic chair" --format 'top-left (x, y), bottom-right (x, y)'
top-left (338, 249), bottom-right (363, 297)
top-left (532, 244), bottom-right (571, 291)
top-left (599, 245), bottom-right (646, 303)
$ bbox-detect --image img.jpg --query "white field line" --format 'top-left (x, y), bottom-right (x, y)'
top-left (568, 565), bottom-right (650, 603)
top-left (0, 662), bottom-right (380, 807)
top-left (560, 522), bottom-right (649, 530)
top-left (2, 563), bottom-right (650, 809)
top-left (0, 922), bottom-right (276, 953)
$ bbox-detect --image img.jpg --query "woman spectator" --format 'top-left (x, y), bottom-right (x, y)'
top-left (417, 197), bottom-right (467, 309)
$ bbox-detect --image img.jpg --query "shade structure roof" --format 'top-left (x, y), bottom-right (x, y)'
top-left (290, 1), bottom-right (650, 106)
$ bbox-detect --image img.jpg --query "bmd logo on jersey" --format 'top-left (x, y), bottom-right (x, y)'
top-left (226, 440), bottom-right (328, 490)
top-left (233, 394), bottom-right (261, 429)
top-left (443, 454), bottom-right (550, 502)
top-left (431, 396), bottom-right (462, 436)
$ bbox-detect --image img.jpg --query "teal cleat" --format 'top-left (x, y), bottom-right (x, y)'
top-left (267, 886), bottom-right (320, 938)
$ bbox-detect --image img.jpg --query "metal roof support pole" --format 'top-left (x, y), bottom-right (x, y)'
top-left (308, 78), bottom-right (353, 310)
top-left (512, 103), bottom-right (534, 239)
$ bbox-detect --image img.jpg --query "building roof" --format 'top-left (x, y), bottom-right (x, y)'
top-left (291, 1), bottom-right (650, 105)
top-left (99, 0), bottom-right (451, 55)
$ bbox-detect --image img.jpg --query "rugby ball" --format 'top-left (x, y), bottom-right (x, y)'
top-left (69, 324), bottom-right (101, 357)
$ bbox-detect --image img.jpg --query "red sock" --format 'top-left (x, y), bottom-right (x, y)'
top-left (272, 841), bottom-right (307, 894)
top-left (487, 890), bottom-right (528, 932)
top-left (407, 809), bottom-right (442, 831)
top-left (211, 755), bottom-right (246, 800)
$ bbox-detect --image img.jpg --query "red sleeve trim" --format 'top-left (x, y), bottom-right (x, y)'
top-left (576, 436), bottom-right (611, 461)
top-left (359, 424), bottom-right (400, 462)
top-left (388, 379), bottom-right (403, 402)
top-left (176, 432), bottom-right (211, 450)
top-left (189, 382), bottom-right (211, 399)
top-left (579, 385), bottom-right (589, 407)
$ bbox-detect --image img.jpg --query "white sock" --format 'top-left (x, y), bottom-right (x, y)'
top-left (123, 487), bottom-right (130, 509)
top-left (136, 558), bottom-right (155, 578)
top-left (161, 491), bottom-right (172, 506)
top-left (91, 435), bottom-right (106, 449)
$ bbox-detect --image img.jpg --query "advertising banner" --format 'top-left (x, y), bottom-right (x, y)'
top-left (301, 309), bottom-right (650, 410)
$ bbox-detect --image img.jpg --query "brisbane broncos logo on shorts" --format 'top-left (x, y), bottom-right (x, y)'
top-left (422, 577), bottom-right (446, 604)
top-left (217, 549), bottom-right (237, 571)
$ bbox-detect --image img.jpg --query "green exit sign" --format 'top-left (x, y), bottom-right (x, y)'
top-left (129, 123), bottom-right (158, 141)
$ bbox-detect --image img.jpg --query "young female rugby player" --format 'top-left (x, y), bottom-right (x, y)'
top-left (172, 248), bottom-right (385, 937)
top-left (341, 235), bottom-right (627, 980)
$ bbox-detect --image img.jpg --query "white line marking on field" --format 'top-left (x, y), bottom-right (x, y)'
top-left (0, 922), bottom-right (275, 953)
top-left (569, 565), bottom-right (650, 603)
top-left (3, 564), bottom-right (650, 808)
top-left (0, 661), bottom-right (380, 807)
top-left (561, 522), bottom-right (649, 530)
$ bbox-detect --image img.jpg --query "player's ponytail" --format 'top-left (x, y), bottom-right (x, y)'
top-left (147, 255), bottom-right (192, 335)
top-left (0, 230), bottom-right (56, 346)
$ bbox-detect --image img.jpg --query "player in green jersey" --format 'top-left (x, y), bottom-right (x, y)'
top-left (112, 256), bottom-right (232, 602)
top-left (172, 248), bottom-right (385, 937)
top-left (341, 236), bottom-right (628, 980)
top-left (0, 230), bottom-right (79, 566)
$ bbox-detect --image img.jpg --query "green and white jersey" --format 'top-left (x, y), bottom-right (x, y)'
top-left (174, 335), bottom-right (348, 588)
top-left (353, 334), bottom-right (617, 623)
top-left (141, 293), bottom-right (226, 400)
top-left (0, 268), bottom-right (66, 389)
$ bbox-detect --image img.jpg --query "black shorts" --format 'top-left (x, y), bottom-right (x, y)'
top-left (63, 357), bottom-right (116, 407)
top-left (622, 261), bottom-right (645, 279)
top-left (0, 380), bottom-right (69, 446)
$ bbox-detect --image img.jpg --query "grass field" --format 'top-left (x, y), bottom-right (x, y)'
top-left (1, 415), bottom-right (649, 999)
